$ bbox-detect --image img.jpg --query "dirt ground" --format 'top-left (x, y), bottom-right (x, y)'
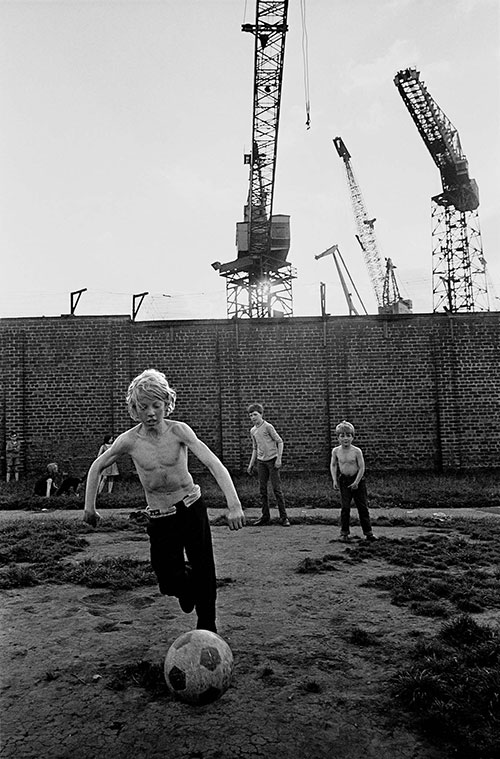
top-left (1, 509), bottom-right (490, 759)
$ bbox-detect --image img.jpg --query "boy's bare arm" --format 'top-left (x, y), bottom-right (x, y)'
top-left (330, 448), bottom-right (339, 489)
top-left (179, 425), bottom-right (245, 530)
top-left (275, 439), bottom-right (283, 468)
top-left (247, 439), bottom-right (257, 473)
top-left (351, 447), bottom-right (365, 488)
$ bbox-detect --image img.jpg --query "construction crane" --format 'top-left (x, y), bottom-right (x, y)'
top-left (213, 0), bottom-right (295, 318)
top-left (333, 136), bottom-right (412, 315)
top-left (394, 67), bottom-right (488, 313)
top-left (315, 245), bottom-right (368, 316)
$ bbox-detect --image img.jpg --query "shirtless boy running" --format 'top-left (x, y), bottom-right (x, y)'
top-left (83, 368), bottom-right (245, 632)
top-left (330, 420), bottom-right (376, 542)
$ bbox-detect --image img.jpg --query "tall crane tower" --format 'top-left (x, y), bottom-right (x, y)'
top-left (213, 0), bottom-right (295, 318)
top-left (394, 67), bottom-right (488, 313)
top-left (333, 136), bottom-right (412, 315)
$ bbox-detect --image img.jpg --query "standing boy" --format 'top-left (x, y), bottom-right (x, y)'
top-left (84, 369), bottom-right (245, 633)
top-left (330, 420), bottom-right (376, 542)
top-left (5, 432), bottom-right (21, 483)
top-left (247, 403), bottom-right (290, 527)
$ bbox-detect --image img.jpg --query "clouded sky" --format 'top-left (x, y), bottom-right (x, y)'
top-left (1, 0), bottom-right (499, 320)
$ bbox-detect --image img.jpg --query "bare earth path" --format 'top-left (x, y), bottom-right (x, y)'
top-left (2, 508), bottom-right (496, 759)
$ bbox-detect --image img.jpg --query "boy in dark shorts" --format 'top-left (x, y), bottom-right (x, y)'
top-left (330, 420), bottom-right (376, 542)
top-left (84, 368), bottom-right (245, 633)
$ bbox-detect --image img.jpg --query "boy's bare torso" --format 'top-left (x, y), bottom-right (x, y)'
top-left (121, 421), bottom-right (195, 509)
top-left (334, 444), bottom-right (362, 476)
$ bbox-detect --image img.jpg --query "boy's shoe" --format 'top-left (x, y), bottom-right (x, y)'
top-left (253, 516), bottom-right (271, 526)
top-left (340, 533), bottom-right (351, 542)
top-left (279, 517), bottom-right (291, 527)
top-left (365, 533), bottom-right (377, 542)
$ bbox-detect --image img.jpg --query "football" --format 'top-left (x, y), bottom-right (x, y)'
top-left (164, 629), bottom-right (234, 705)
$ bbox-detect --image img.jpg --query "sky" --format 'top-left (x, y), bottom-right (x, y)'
top-left (1, 0), bottom-right (499, 320)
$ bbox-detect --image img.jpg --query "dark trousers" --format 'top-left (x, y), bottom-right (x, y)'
top-left (146, 498), bottom-right (217, 632)
top-left (339, 475), bottom-right (373, 535)
top-left (257, 458), bottom-right (287, 519)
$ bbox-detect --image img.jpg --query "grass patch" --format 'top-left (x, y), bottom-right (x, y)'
top-left (302, 520), bottom-right (500, 618)
top-left (364, 568), bottom-right (500, 617)
top-left (0, 518), bottom-right (91, 565)
top-left (1, 470), bottom-right (500, 511)
top-left (299, 679), bottom-right (323, 693)
top-left (352, 524), bottom-right (500, 617)
top-left (106, 660), bottom-right (170, 700)
top-left (58, 557), bottom-right (156, 589)
top-left (347, 527), bottom-right (500, 569)
top-left (0, 564), bottom-right (39, 589)
top-left (0, 514), bottom-right (148, 589)
top-left (296, 554), bottom-right (343, 573)
top-left (393, 614), bottom-right (500, 758)
top-left (348, 627), bottom-right (379, 647)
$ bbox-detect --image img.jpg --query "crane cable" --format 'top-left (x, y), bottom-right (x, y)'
top-left (300, 0), bottom-right (311, 129)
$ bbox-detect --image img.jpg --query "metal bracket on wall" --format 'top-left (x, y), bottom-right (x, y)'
top-left (132, 292), bottom-right (149, 321)
top-left (70, 289), bottom-right (87, 316)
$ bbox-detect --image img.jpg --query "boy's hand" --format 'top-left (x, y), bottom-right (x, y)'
top-left (83, 509), bottom-right (101, 528)
top-left (348, 482), bottom-right (359, 490)
top-left (247, 465), bottom-right (253, 475)
top-left (332, 480), bottom-right (338, 490)
top-left (275, 459), bottom-right (282, 469)
top-left (226, 504), bottom-right (246, 530)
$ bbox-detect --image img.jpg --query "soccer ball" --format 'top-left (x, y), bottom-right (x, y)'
top-left (164, 629), bottom-right (234, 705)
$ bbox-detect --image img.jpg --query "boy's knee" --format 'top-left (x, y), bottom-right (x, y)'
top-left (157, 575), bottom-right (179, 596)
top-left (156, 568), bottom-right (187, 597)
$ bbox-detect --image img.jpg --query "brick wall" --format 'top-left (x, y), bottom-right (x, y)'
top-left (1, 311), bottom-right (499, 476)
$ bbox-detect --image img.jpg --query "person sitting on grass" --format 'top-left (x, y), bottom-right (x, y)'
top-left (330, 420), bottom-right (376, 543)
top-left (34, 463), bottom-right (83, 498)
top-left (34, 462), bottom-right (59, 497)
top-left (83, 368), bottom-right (245, 634)
top-left (56, 473), bottom-right (84, 496)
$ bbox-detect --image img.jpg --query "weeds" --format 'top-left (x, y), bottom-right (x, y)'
top-left (106, 660), bottom-right (169, 700)
top-left (0, 564), bottom-right (39, 589)
top-left (363, 568), bottom-right (500, 617)
top-left (348, 627), bottom-right (379, 647)
top-left (348, 529), bottom-right (500, 569)
top-left (0, 518), bottom-right (90, 565)
top-left (0, 515), bottom-right (148, 589)
top-left (300, 679), bottom-right (322, 693)
top-left (296, 554), bottom-right (343, 573)
top-left (57, 557), bottom-right (156, 589)
top-left (393, 614), bottom-right (500, 758)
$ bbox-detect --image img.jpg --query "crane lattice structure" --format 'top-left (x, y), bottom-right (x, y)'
top-left (333, 136), bottom-right (412, 314)
top-left (213, 0), bottom-right (295, 318)
top-left (394, 67), bottom-right (488, 313)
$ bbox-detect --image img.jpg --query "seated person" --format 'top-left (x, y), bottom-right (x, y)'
top-left (34, 463), bottom-right (59, 497)
top-left (56, 474), bottom-right (84, 496)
